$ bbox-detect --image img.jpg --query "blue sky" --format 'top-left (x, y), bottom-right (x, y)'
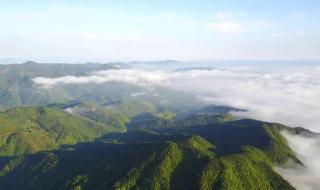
top-left (0, 0), bottom-right (319, 62)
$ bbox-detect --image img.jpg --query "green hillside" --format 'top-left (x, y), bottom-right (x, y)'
top-left (0, 107), bottom-right (121, 156)
top-left (0, 115), bottom-right (301, 190)
top-left (127, 111), bottom-right (235, 130)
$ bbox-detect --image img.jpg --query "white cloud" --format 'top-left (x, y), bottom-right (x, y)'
top-left (33, 69), bottom-right (169, 88)
top-left (290, 12), bottom-right (305, 19)
top-left (271, 32), bottom-right (284, 38)
top-left (214, 12), bottom-right (233, 20)
top-left (161, 12), bottom-right (178, 18)
top-left (213, 11), bottom-right (248, 20)
top-left (206, 22), bottom-right (246, 33)
top-left (250, 20), bottom-right (274, 28)
top-left (207, 11), bottom-right (272, 34)
top-left (173, 67), bottom-right (320, 131)
top-left (236, 11), bottom-right (249, 16)
top-left (276, 131), bottom-right (320, 190)
top-left (33, 65), bottom-right (320, 189)
top-left (34, 65), bottom-right (320, 132)
top-left (206, 16), bottom-right (273, 34)
top-left (125, 15), bottom-right (148, 22)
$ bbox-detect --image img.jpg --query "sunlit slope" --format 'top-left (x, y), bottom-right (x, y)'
top-left (0, 107), bottom-right (121, 156)
top-left (0, 119), bottom-right (299, 190)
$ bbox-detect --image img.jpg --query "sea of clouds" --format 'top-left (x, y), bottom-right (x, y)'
top-left (33, 65), bottom-right (320, 189)
top-left (33, 65), bottom-right (320, 132)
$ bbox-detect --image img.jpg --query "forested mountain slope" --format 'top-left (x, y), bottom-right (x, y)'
top-left (0, 107), bottom-right (121, 157)
top-left (0, 113), bottom-right (304, 190)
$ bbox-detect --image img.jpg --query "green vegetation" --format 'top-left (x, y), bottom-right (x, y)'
top-left (0, 112), bottom-right (303, 189)
top-left (218, 147), bottom-right (294, 190)
top-left (127, 112), bottom-right (235, 129)
top-left (180, 113), bottom-right (235, 127)
top-left (127, 112), bottom-right (176, 129)
top-left (0, 107), bottom-right (121, 156)
top-left (263, 124), bottom-right (299, 164)
top-left (0, 62), bottom-right (308, 189)
top-left (0, 131), bottom-right (296, 190)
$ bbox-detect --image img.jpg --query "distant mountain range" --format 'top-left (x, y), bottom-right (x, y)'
top-left (129, 60), bottom-right (180, 65)
top-left (0, 62), bottom-right (316, 189)
top-left (0, 62), bottom-right (201, 114)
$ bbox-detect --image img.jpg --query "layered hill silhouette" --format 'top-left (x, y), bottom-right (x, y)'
top-left (0, 63), bottom-right (315, 189)
top-left (0, 105), bottom-right (309, 190)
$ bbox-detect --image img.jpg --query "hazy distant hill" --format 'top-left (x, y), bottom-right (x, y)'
top-left (0, 62), bottom-right (202, 115)
top-left (0, 62), bottom-right (120, 110)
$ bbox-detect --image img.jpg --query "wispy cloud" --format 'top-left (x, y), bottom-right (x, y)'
top-left (290, 12), bottom-right (305, 19)
top-left (161, 12), bottom-right (179, 18)
top-left (277, 131), bottom-right (320, 190)
top-left (271, 32), bottom-right (284, 38)
top-left (214, 12), bottom-right (234, 20)
top-left (213, 11), bottom-right (248, 20)
top-left (206, 11), bottom-right (273, 34)
top-left (205, 20), bottom-right (273, 34)
top-left (125, 15), bottom-right (148, 22)
top-left (206, 22), bottom-right (246, 33)
top-left (208, 11), bottom-right (246, 34)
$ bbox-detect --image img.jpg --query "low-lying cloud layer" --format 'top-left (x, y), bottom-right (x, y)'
top-left (33, 69), bottom-right (169, 88)
top-left (33, 66), bottom-right (320, 132)
top-left (33, 65), bottom-right (320, 189)
top-left (277, 131), bottom-right (320, 190)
